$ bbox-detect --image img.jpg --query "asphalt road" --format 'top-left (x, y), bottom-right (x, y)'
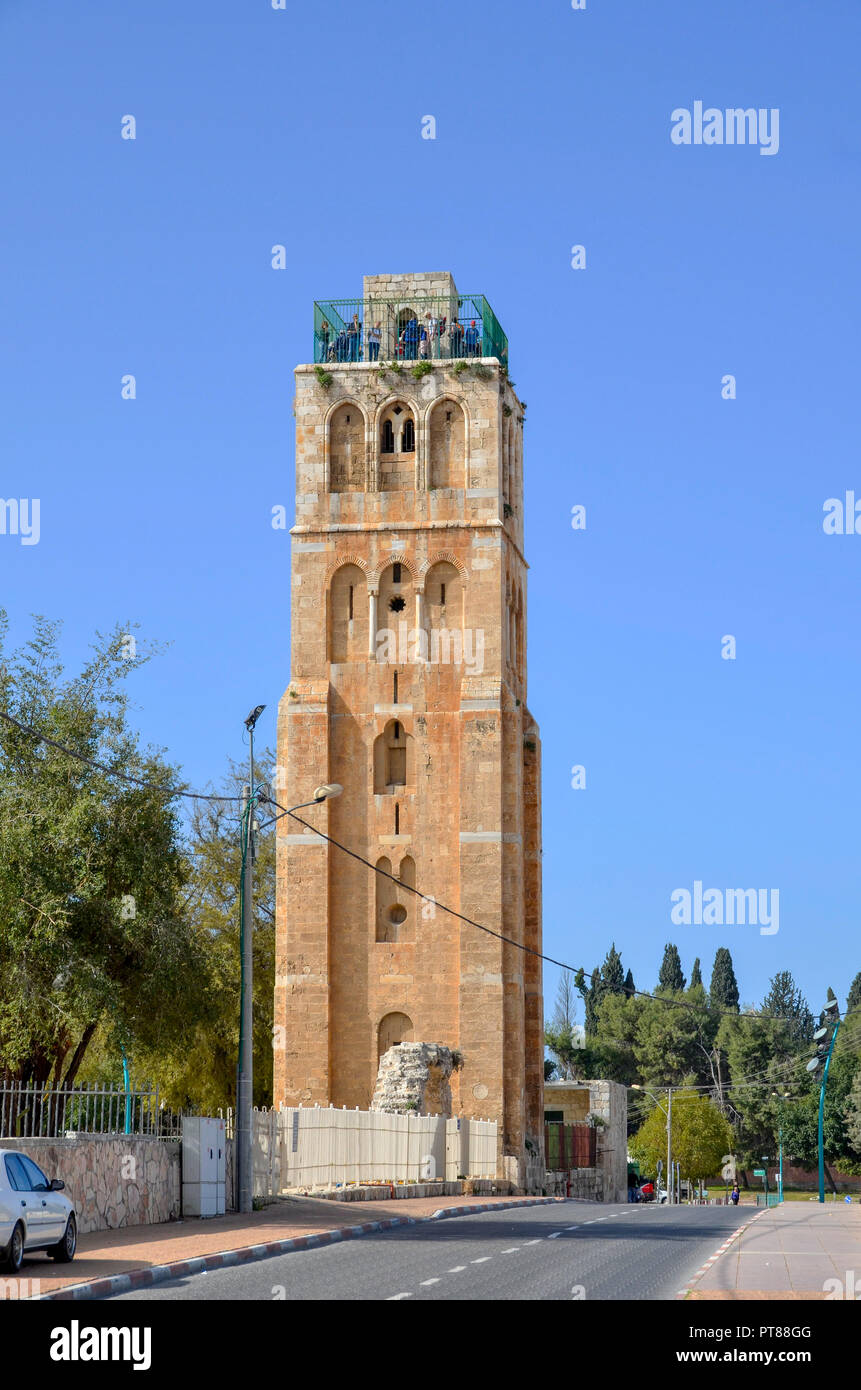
top-left (109, 1200), bottom-right (745, 1301)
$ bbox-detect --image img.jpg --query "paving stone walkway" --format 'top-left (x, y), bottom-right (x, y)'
top-left (688, 1200), bottom-right (861, 1299)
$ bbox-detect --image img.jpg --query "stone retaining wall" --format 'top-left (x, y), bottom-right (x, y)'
top-left (544, 1167), bottom-right (606, 1201)
top-left (2, 1135), bottom-right (181, 1235)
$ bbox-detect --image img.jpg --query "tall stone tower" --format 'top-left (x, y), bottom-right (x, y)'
top-left (273, 272), bottom-right (543, 1185)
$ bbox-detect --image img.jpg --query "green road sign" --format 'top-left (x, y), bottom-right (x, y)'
top-left (753, 1168), bottom-right (766, 1177)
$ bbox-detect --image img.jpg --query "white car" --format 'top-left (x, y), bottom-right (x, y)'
top-left (0, 1149), bottom-right (77, 1271)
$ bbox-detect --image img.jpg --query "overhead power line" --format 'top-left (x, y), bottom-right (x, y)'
top-left (0, 709), bottom-right (240, 803)
top-left (3, 708), bottom-right (854, 1040)
top-left (272, 795), bottom-right (858, 1036)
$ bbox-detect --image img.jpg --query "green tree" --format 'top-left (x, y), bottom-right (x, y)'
top-left (575, 943), bottom-right (627, 1038)
top-left (762, 971), bottom-right (814, 1047)
top-left (591, 990), bottom-right (645, 1086)
top-left (601, 943), bottom-right (625, 995)
top-left (846, 1066), bottom-right (861, 1156)
top-left (633, 990), bottom-right (713, 1089)
top-left (629, 1091), bottom-right (733, 1183)
top-left (780, 1051), bottom-right (861, 1179)
top-left (709, 947), bottom-right (739, 1012)
top-left (690, 958), bottom-right (702, 990)
top-left (134, 756), bottom-right (276, 1111)
top-left (717, 1010), bottom-right (797, 1172)
top-left (0, 613), bottom-right (208, 1087)
top-left (573, 968), bottom-right (600, 1036)
top-left (658, 943), bottom-right (685, 992)
top-left (846, 972), bottom-right (861, 1018)
top-left (623, 967), bottom-right (636, 998)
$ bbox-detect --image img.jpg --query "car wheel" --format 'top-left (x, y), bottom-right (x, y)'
top-left (49, 1215), bottom-right (77, 1263)
top-left (4, 1222), bottom-right (25, 1273)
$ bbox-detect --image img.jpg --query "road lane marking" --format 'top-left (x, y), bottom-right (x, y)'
top-left (420, 1278), bottom-right (441, 1286)
top-left (547, 1232), bottom-right (561, 1239)
top-left (447, 1266), bottom-right (467, 1273)
top-left (501, 1247), bottom-right (520, 1254)
top-left (387, 1292), bottom-right (413, 1300)
top-left (524, 1239), bottom-right (541, 1245)
top-left (470, 1257), bottom-right (492, 1264)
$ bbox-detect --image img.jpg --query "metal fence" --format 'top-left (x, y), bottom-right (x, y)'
top-left (0, 1081), bottom-right (193, 1140)
top-left (544, 1122), bottom-right (597, 1171)
top-left (313, 294), bottom-right (508, 367)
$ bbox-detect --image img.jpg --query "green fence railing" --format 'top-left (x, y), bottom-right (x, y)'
top-left (313, 294), bottom-right (508, 368)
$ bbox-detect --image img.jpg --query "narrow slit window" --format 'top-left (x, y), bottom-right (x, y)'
top-left (440, 583), bottom-right (446, 606)
top-left (392, 563), bottom-right (401, 584)
top-left (348, 585), bottom-right (354, 620)
top-left (394, 803), bottom-right (400, 835)
top-left (401, 419), bottom-right (415, 452)
top-left (393, 672), bottom-right (398, 704)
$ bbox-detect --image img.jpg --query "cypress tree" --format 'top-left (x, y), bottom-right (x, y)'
top-left (709, 947), bottom-right (739, 1011)
top-left (601, 942), bottom-right (625, 995)
top-left (658, 942), bottom-right (685, 991)
top-left (690, 957), bottom-right (703, 989)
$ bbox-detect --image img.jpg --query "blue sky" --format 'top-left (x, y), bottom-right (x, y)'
top-left (2, 0), bottom-right (859, 1024)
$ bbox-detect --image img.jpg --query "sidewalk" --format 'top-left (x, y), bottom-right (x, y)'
top-left (686, 1200), bottom-right (861, 1300)
top-left (8, 1192), bottom-right (560, 1300)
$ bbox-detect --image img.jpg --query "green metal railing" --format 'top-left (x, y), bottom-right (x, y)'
top-left (313, 294), bottom-right (508, 367)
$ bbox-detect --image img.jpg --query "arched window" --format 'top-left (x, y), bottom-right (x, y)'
top-left (428, 399), bottom-right (465, 489)
top-left (329, 563), bottom-right (367, 663)
top-left (329, 403), bottom-right (365, 492)
top-left (378, 405), bottom-right (416, 492)
top-left (425, 561), bottom-right (464, 650)
top-left (374, 719), bottom-right (411, 793)
top-left (375, 856), bottom-right (394, 942)
top-left (377, 561), bottom-right (413, 643)
top-left (378, 1012), bottom-right (414, 1061)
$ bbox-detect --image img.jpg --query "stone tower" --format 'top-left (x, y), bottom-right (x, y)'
top-left (273, 271), bottom-right (543, 1186)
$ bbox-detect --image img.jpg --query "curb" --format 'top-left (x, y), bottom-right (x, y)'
top-left (36, 1196), bottom-right (562, 1301)
top-left (676, 1207), bottom-right (770, 1299)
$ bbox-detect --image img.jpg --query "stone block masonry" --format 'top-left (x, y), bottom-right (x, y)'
top-left (275, 270), bottom-right (543, 1190)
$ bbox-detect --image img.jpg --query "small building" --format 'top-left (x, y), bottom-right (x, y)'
top-left (543, 1079), bottom-right (628, 1203)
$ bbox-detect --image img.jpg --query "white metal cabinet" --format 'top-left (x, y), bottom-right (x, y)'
top-left (182, 1117), bottom-right (226, 1217)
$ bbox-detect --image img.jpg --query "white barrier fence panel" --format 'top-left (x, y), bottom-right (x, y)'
top-left (269, 1106), bottom-right (497, 1193)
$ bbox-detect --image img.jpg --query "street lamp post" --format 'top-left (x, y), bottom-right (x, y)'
top-left (770, 1090), bottom-right (789, 1204)
top-left (807, 998), bottom-right (841, 1204)
top-left (237, 704), bottom-right (266, 1216)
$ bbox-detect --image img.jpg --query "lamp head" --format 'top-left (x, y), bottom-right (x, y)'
top-left (244, 704), bottom-right (266, 731)
top-left (313, 782), bottom-right (343, 802)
